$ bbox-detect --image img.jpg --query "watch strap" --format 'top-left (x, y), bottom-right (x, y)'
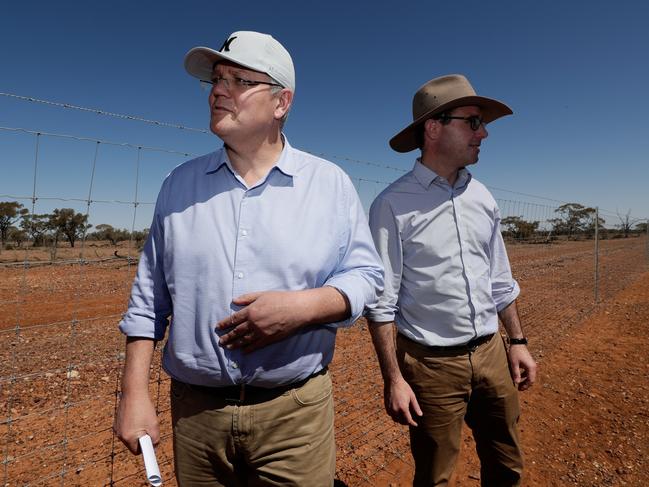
top-left (508, 337), bottom-right (528, 345)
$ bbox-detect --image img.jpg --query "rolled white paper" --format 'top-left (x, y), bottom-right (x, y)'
top-left (138, 434), bottom-right (163, 486)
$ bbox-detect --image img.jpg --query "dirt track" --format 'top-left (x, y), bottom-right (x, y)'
top-left (1, 237), bottom-right (648, 486)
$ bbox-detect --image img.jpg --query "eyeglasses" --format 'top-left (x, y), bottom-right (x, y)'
top-left (437, 115), bottom-right (486, 131)
top-left (200, 75), bottom-right (282, 92)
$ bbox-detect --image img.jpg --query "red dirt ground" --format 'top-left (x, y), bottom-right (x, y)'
top-left (1, 237), bottom-right (648, 486)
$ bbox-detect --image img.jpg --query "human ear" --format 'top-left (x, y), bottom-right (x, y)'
top-left (423, 118), bottom-right (439, 142)
top-left (274, 89), bottom-right (293, 119)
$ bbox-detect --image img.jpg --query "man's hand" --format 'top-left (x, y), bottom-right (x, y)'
top-left (508, 345), bottom-right (537, 391)
top-left (368, 321), bottom-right (422, 426)
top-left (498, 301), bottom-right (537, 391)
top-left (113, 391), bottom-right (160, 454)
top-left (217, 287), bottom-right (349, 353)
top-left (384, 377), bottom-right (423, 427)
top-left (114, 337), bottom-right (159, 454)
top-left (217, 290), bottom-right (309, 353)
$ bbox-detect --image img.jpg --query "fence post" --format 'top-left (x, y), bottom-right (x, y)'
top-left (594, 207), bottom-right (599, 303)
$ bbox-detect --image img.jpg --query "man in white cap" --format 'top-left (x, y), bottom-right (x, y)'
top-left (366, 74), bottom-right (537, 486)
top-left (114, 31), bottom-right (383, 486)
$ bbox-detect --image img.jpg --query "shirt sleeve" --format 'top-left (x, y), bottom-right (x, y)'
top-left (323, 176), bottom-right (384, 328)
top-left (118, 193), bottom-right (172, 340)
top-left (490, 205), bottom-right (520, 311)
top-left (364, 195), bottom-right (402, 324)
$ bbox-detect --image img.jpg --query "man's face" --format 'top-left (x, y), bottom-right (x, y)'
top-left (208, 61), bottom-right (285, 141)
top-left (437, 105), bottom-right (488, 167)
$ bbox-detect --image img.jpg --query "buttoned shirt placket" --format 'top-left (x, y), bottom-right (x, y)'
top-left (228, 170), bottom-right (277, 384)
top-left (437, 174), bottom-right (478, 340)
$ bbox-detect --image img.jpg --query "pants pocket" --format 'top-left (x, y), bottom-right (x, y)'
top-left (291, 372), bottom-right (332, 407)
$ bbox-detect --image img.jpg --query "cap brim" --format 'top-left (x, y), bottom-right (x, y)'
top-left (389, 96), bottom-right (513, 153)
top-left (184, 46), bottom-right (263, 81)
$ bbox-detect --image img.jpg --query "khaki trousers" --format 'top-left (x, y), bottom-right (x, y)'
top-left (170, 371), bottom-right (335, 487)
top-left (397, 333), bottom-right (523, 487)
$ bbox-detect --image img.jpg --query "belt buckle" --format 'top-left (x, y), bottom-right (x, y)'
top-left (467, 334), bottom-right (490, 352)
top-left (224, 384), bottom-right (245, 405)
top-left (466, 337), bottom-right (481, 353)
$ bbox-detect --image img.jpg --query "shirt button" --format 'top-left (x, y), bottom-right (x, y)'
top-left (231, 362), bottom-right (239, 369)
top-left (237, 272), bottom-right (244, 279)
top-left (241, 230), bottom-right (248, 236)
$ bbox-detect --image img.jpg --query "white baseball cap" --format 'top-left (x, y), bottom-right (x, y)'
top-left (184, 31), bottom-right (295, 92)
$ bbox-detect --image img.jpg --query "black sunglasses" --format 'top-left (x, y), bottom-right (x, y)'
top-left (437, 115), bottom-right (486, 131)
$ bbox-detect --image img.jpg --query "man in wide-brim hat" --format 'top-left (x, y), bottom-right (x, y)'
top-left (367, 74), bottom-right (537, 486)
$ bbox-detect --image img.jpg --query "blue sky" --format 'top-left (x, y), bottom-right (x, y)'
top-left (1, 0), bottom-right (647, 230)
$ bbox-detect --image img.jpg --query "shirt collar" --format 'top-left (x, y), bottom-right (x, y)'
top-left (205, 134), bottom-right (297, 177)
top-left (412, 158), bottom-right (437, 188)
top-left (455, 167), bottom-right (472, 189)
top-left (412, 158), bottom-right (472, 190)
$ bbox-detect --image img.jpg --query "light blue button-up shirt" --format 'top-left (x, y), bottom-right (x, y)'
top-left (120, 139), bottom-right (383, 387)
top-left (366, 159), bottom-right (519, 347)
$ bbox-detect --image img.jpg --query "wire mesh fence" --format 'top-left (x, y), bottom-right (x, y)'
top-left (2, 236), bottom-right (648, 486)
top-left (2, 120), bottom-right (648, 486)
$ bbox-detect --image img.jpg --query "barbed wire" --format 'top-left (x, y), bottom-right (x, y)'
top-left (0, 193), bottom-right (155, 207)
top-left (0, 313), bottom-right (124, 335)
top-left (0, 92), bottom-right (211, 134)
top-left (1, 92), bottom-right (409, 173)
top-left (309, 151), bottom-right (407, 173)
top-left (0, 126), bottom-right (196, 157)
top-left (2, 92), bottom-right (647, 220)
top-left (0, 122), bottom-right (646, 222)
top-left (487, 185), bottom-right (568, 204)
top-left (0, 255), bottom-right (137, 269)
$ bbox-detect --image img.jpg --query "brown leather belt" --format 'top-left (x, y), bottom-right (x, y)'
top-left (183, 366), bottom-right (328, 405)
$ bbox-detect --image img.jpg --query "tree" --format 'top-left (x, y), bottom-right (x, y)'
top-left (0, 201), bottom-right (28, 248)
top-left (551, 203), bottom-right (599, 239)
top-left (501, 216), bottom-right (540, 240)
top-left (132, 228), bottom-right (149, 248)
top-left (93, 224), bottom-right (118, 245)
top-left (616, 210), bottom-right (642, 238)
top-left (8, 227), bottom-right (27, 248)
top-left (20, 213), bottom-right (50, 246)
top-left (583, 212), bottom-right (606, 238)
top-left (48, 209), bottom-right (91, 248)
top-left (91, 224), bottom-right (132, 245)
top-left (634, 221), bottom-right (648, 234)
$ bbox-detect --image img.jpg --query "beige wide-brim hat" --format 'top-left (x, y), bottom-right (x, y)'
top-left (390, 74), bottom-right (513, 153)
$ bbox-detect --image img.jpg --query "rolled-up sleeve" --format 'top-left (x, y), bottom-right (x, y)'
top-left (365, 195), bottom-right (402, 324)
top-left (119, 199), bottom-right (172, 340)
top-left (324, 176), bottom-right (384, 327)
top-left (490, 206), bottom-right (520, 311)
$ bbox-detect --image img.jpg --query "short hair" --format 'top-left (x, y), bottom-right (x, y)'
top-left (417, 112), bottom-right (453, 149)
top-left (270, 82), bottom-right (291, 128)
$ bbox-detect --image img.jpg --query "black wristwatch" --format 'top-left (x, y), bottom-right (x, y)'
top-left (508, 337), bottom-right (528, 346)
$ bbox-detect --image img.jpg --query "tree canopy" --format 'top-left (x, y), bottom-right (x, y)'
top-left (549, 203), bottom-right (604, 238)
top-left (0, 201), bottom-right (28, 247)
top-left (48, 208), bottom-right (91, 248)
top-left (1, 200), bottom-right (151, 251)
top-left (501, 216), bottom-right (540, 240)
